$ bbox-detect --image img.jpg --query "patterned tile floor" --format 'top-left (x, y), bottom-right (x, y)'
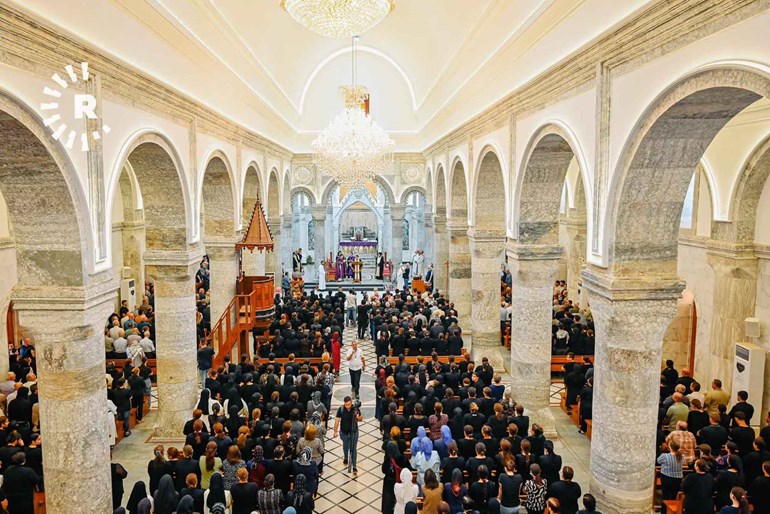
top-left (112, 314), bottom-right (588, 514)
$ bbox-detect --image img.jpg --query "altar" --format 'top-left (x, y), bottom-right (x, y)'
top-left (339, 241), bottom-right (378, 255)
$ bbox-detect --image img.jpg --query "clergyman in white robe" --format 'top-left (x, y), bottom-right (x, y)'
top-left (318, 264), bottom-right (326, 290)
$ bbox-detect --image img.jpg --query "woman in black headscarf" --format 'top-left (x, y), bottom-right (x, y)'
top-left (8, 387), bottom-right (32, 423)
top-left (152, 475), bottom-right (178, 514)
top-left (204, 472), bottom-right (231, 513)
top-left (196, 389), bottom-right (211, 415)
top-left (126, 481), bottom-right (149, 514)
top-left (175, 495), bottom-right (195, 514)
top-left (382, 441), bottom-right (410, 514)
top-left (285, 473), bottom-right (314, 514)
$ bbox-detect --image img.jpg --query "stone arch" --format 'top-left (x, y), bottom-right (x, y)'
top-left (282, 175), bottom-right (292, 215)
top-left (514, 123), bottom-right (587, 245)
top-left (242, 164), bottom-right (262, 227)
top-left (472, 147), bottom-right (507, 234)
top-left (117, 162), bottom-right (142, 223)
top-left (267, 168), bottom-right (281, 218)
top-left (111, 131), bottom-right (190, 252)
top-left (200, 152), bottom-right (237, 240)
top-left (426, 167), bottom-right (433, 206)
top-left (449, 160), bottom-right (468, 226)
top-left (719, 133), bottom-right (770, 243)
top-left (320, 180), bottom-right (338, 206)
top-left (0, 89), bottom-right (92, 286)
top-left (373, 176), bottom-right (396, 205)
top-left (435, 166), bottom-right (447, 215)
top-left (291, 186), bottom-right (317, 205)
top-left (399, 185), bottom-right (427, 204)
top-left (607, 66), bottom-right (770, 276)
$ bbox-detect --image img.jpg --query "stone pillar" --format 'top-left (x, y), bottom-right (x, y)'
top-left (469, 230), bottom-right (506, 370)
top-left (582, 269), bottom-right (682, 514)
top-left (391, 205), bottom-right (405, 265)
top-left (383, 205), bottom-right (393, 262)
top-left (507, 243), bottom-right (562, 437)
top-left (433, 212), bottom-right (449, 294)
top-left (448, 222), bottom-right (472, 324)
top-left (312, 207), bottom-right (327, 269)
top-left (423, 205), bottom-right (434, 268)
top-left (282, 214), bottom-right (293, 276)
top-left (145, 249), bottom-right (202, 438)
top-left (206, 241), bottom-right (238, 324)
top-left (706, 244), bottom-right (758, 390)
top-left (266, 216), bottom-right (282, 286)
top-left (562, 217), bottom-right (586, 302)
top-left (121, 220), bottom-right (146, 293)
top-left (12, 278), bottom-right (117, 513)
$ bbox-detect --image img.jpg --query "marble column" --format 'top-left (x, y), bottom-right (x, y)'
top-left (206, 240), bottom-right (239, 326)
top-left (582, 269), bottom-right (682, 514)
top-left (706, 243), bottom-right (758, 389)
top-left (423, 205), bottom-right (434, 268)
top-left (433, 211), bottom-right (449, 294)
top-left (12, 278), bottom-right (117, 513)
top-left (312, 206), bottom-right (327, 269)
top-left (448, 222), bottom-right (472, 327)
top-left (241, 247), bottom-right (266, 277)
top-left (266, 216), bottom-right (282, 286)
top-left (121, 220), bottom-right (146, 292)
top-left (383, 205), bottom-right (393, 262)
top-left (145, 248), bottom-right (202, 439)
top-left (562, 217), bottom-right (586, 302)
top-left (507, 243), bottom-right (562, 437)
top-left (469, 229), bottom-right (506, 370)
top-left (391, 205), bottom-right (405, 265)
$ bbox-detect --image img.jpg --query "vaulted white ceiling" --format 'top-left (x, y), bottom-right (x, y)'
top-left (11, 0), bottom-right (656, 151)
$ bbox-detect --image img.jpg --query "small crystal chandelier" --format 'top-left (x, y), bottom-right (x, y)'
top-left (281, 0), bottom-right (395, 39)
top-left (312, 36), bottom-right (394, 189)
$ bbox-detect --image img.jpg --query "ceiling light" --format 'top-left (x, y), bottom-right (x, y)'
top-left (281, 0), bottom-right (395, 38)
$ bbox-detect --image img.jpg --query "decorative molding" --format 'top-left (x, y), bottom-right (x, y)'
top-left (423, 0), bottom-right (768, 157)
top-left (0, 4), bottom-right (292, 160)
top-left (293, 165), bottom-right (314, 185)
top-left (592, 61), bottom-right (611, 254)
top-left (401, 163), bottom-right (423, 185)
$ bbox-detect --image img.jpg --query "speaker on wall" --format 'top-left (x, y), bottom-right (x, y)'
top-left (745, 317), bottom-right (761, 339)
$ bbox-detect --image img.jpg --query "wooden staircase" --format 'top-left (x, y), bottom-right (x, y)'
top-left (210, 275), bottom-right (275, 369)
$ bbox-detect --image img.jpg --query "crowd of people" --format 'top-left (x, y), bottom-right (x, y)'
top-left (656, 360), bottom-right (770, 514)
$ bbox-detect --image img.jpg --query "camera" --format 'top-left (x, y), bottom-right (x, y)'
top-left (353, 399), bottom-right (362, 411)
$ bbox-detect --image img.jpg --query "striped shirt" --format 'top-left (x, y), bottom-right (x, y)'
top-left (657, 452), bottom-right (684, 478)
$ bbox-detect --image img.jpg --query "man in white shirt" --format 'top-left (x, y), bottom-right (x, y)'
top-left (126, 327), bottom-right (142, 345)
top-left (345, 291), bottom-right (357, 327)
top-left (113, 331), bottom-right (128, 355)
top-left (139, 332), bottom-right (155, 354)
top-left (127, 340), bottom-right (144, 369)
top-left (346, 340), bottom-right (365, 400)
top-left (108, 319), bottom-right (122, 340)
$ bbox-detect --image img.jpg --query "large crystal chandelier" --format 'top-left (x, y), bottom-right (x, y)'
top-left (281, 0), bottom-right (395, 38)
top-left (312, 37), bottom-right (394, 189)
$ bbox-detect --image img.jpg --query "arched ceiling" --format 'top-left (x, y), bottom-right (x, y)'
top-left (12, 0), bottom-right (656, 151)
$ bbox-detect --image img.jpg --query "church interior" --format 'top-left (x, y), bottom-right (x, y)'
top-left (1, 1), bottom-right (770, 513)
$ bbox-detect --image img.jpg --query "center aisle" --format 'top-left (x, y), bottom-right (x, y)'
top-left (314, 323), bottom-right (385, 513)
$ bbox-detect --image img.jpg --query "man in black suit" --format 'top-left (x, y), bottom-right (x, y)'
top-left (548, 466), bottom-right (582, 514)
top-left (728, 390), bottom-right (755, 427)
top-left (697, 414), bottom-right (729, 452)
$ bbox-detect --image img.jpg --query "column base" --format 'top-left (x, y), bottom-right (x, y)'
top-left (590, 476), bottom-right (652, 514)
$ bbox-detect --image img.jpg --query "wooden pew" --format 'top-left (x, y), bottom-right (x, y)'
top-left (550, 355), bottom-right (593, 373)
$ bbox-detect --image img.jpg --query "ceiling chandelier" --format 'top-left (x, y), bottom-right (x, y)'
top-left (281, 0), bottom-right (395, 39)
top-left (312, 36), bottom-right (394, 189)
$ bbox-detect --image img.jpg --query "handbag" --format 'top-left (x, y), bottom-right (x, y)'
top-left (391, 457), bottom-right (403, 483)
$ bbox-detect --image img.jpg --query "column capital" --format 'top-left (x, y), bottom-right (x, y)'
top-left (11, 274), bottom-right (118, 312)
top-left (311, 205), bottom-right (327, 221)
top-left (205, 239), bottom-right (239, 260)
top-left (581, 266), bottom-right (684, 303)
top-left (705, 239), bottom-right (757, 261)
top-left (505, 241), bottom-right (563, 261)
top-left (467, 227), bottom-right (506, 244)
top-left (390, 204), bottom-right (406, 219)
top-left (144, 245), bottom-right (205, 268)
top-left (446, 222), bottom-right (469, 235)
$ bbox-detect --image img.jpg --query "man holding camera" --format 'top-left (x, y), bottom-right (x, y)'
top-left (334, 396), bottom-right (362, 474)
